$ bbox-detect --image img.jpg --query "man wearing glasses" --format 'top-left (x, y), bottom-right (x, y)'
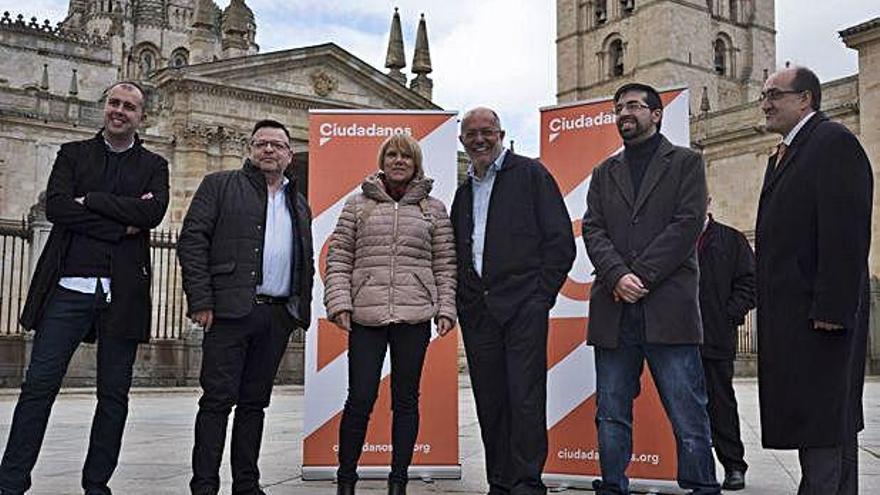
top-left (756, 66), bottom-right (871, 495)
top-left (178, 120), bottom-right (314, 495)
top-left (583, 83), bottom-right (719, 494)
top-left (451, 107), bottom-right (575, 494)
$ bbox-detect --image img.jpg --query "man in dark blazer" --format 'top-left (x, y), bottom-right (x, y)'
top-left (756, 66), bottom-right (872, 495)
top-left (451, 107), bottom-right (575, 495)
top-left (0, 81), bottom-right (169, 495)
top-left (583, 83), bottom-right (719, 494)
top-left (697, 203), bottom-right (756, 491)
top-left (178, 119), bottom-right (314, 495)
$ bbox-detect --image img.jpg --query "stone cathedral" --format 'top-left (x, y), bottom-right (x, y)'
top-left (0, 1), bottom-right (437, 225)
top-left (0, 2), bottom-right (438, 384)
top-left (556, 0), bottom-right (880, 370)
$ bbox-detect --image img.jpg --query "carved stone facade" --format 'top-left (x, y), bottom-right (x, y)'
top-left (0, 4), bottom-right (437, 384)
top-left (557, 2), bottom-right (880, 369)
top-left (0, 4), bottom-right (437, 225)
top-left (557, 0), bottom-right (775, 113)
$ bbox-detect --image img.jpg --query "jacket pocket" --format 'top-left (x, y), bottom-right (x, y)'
top-left (210, 261), bottom-right (236, 275)
top-left (351, 273), bottom-right (372, 302)
top-left (413, 271), bottom-right (438, 304)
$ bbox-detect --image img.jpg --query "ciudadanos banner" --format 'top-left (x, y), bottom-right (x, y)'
top-left (302, 110), bottom-right (460, 481)
top-left (539, 88), bottom-right (691, 491)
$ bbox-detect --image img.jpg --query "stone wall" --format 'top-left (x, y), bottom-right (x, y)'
top-left (0, 13), bottom-right (116, 101)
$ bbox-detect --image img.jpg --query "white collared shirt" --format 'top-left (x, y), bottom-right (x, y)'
top-left (468, 148), bottom-right (508, 277)
top-left (783, 111), bottom-right (817, 146)
top-left (255, 176), bottom-right (294, 297)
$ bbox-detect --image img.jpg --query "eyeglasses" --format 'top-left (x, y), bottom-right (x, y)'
top-left (461, 128), bottom-right (501, 140)
top-left (250, 140), bottom-right (290, 151)
top-left (758, 89), bottom-right (804, 102)
top-left (613, 101), bottom-right (652, 114)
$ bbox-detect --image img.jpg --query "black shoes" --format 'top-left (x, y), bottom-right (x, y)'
top-left (335, 479), bottom-right (405, 494)
top-left (388, 481), bottom-right (406, 495)
top-left (336, 481), bottom-right (355, 495)
top-left (722, 469), bottom-right (746, 490)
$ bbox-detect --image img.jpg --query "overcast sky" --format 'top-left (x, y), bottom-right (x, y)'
top-left (6, 0), bottom-right (877, 156)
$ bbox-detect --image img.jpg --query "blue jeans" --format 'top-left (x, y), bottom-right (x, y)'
top-left (594, 344), bottom-right (720, 495)
top-left (0, 287), bottom-right (139, 495)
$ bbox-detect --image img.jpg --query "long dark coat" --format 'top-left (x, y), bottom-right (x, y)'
top-left (756, 112), bottom-right (872, 449)
top-left (20, 131), bottom-right (170, 342)
top-left (583, 135), bottom-right (708, 347)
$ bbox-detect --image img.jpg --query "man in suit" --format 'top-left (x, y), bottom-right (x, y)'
top-left (756, 66), bottom-right (872, 495)
top-left (178, 119), bottom-right (314, 495)
top-left (583, 83), bottom-right (719, 494)
top-left (697, 200), bottom-right (756, 491)
top-left (0, 81), bottom-right (169, 495)
top-left (450, 107), bottom-right (575, 495)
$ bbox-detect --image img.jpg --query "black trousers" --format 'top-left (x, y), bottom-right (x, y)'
top-left (0, 287), bottom-right (138, 495)
top-left (190, 304), bottom-right (293, 495)
top-left (797, 435), bottom-right (858, 495)
top-left (461, 299), bottom-right (550, 495)
top-left (701, 357), bottom-right (747, 474)
top-left (336, 321), bottom-right (431, 484)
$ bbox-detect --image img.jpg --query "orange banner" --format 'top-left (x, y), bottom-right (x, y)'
top-left (540, 89), bottom-right (690, 489)
top-left (302, 110), bottom-right (460, 480)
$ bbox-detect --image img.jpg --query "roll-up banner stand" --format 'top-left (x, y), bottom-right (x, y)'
top-left (302, 110), bottom-right (461, 481)
top-left (539, 88), bottom-right (691, 492)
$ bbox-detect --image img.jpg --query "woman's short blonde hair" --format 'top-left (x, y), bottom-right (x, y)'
top-left (377, 133), bottom-right (424, 180)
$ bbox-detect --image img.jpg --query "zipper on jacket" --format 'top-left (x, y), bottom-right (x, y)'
top-left (389, 202), bottom-right (400, 318)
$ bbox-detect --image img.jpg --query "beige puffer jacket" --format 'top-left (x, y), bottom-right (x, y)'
top-left (324, 173), bottom-right (457, 327)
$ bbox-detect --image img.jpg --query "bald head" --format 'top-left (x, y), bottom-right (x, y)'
top-left (761, 66), bottom-right (820, 135)
top-left (460, 107), bottom-right (506, 174)
top-left (462, 107), bottom-right (502, 129)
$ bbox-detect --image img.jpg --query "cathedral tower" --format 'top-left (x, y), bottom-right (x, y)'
top-left (556, 0), bottom-right (776, 112)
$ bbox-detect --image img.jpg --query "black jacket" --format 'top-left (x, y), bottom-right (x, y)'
top-left (698, 217), bottom-right (756, 360)
top-left (178, 160), bottom-right (314, 327)
top-left (20, 131), bottom-right (170, 342)
top-left (756, 113), bottom-right (872, 448)
top-left (450, 152), bottom-right (575, 325)
top-left (583, 135), bottom-right (707, 347)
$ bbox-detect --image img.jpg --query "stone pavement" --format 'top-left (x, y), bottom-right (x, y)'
top-left (0, 378), bottom-right (877, 494)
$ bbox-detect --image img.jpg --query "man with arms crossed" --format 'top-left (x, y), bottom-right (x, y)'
top-left (0, 81), bottom-right (169, 495)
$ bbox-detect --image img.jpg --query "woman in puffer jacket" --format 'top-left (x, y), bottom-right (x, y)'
top-left (324, 134), bottom-right (456, 495)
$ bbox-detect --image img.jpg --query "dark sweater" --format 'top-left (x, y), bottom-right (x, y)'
top-left (619, 131), bottom-right (663, 345)
top-left (624, 131), bottom-right (662, 195)
top-left (61, 145), bottom-right (130, 278)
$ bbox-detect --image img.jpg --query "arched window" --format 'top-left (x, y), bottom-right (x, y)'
top-left (596, 0), bottom-right (608, 24)
top-left (140, 52), bottom-right (154, 75)
top-left (714, 38), bottom-right (727, 75)
top-left (169, 48), bottom-right (189, 68)
top-left (134, 43), bottom-right (161, 78)
top-left (609, 39), bottom-right (624, 77)
top-left (729, 0), bottom-right (738, 22)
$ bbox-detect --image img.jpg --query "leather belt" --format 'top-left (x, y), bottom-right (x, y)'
top-left (254, 294), bottom-right (289, 305)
